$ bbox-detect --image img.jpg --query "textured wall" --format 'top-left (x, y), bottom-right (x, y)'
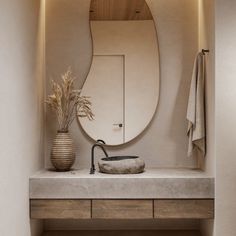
top-left (0, 0), bottom-right (45, 235)
top-left (45, 0), bottom-right (199, 169)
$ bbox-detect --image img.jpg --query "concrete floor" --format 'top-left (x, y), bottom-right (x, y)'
top-left (43, 230), bottom-right (202, 236)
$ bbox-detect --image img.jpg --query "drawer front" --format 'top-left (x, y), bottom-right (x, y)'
top-left (154, 200), bottom-right (214, 219)
top-left (31, 200), bottom-right (91, 219)
top-left (92, 200), bottom-right (153, 219)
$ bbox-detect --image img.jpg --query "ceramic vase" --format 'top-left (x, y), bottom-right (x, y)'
top-left (51, 130), bottom-right (75, 171)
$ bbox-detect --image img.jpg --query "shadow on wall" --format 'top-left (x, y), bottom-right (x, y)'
top-left (170, 13), bottom-right (199, 167)
top-left (148, 0), bottom-right (199, 167)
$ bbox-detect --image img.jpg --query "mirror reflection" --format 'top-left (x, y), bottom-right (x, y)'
top-left (79, 0), bottom-right (160, 146)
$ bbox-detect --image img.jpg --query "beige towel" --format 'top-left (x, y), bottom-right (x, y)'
top-left (187, 52), bottom-right (206, 158)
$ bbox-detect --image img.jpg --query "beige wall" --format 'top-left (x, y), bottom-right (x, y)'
top-left (199, 1), bottom-right (215, 234)
top-left (45, 0), bottom-right (199, 169)
top-left (198, 0), bottom-right (215, 176)
top-left (215, 0), bottom-right (236, 235)
top-left (0, 0), bottom-right (45, 235)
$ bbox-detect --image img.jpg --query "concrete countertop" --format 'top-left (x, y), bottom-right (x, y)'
top-left (29, 168), bottom-right (214, 199)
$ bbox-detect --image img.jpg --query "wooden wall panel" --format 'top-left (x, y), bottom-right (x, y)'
top-left (90, 0), bottom-right (153, 20)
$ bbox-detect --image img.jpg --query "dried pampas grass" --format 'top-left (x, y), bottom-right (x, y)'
top-left (46, 68), bottom-right (94, 131)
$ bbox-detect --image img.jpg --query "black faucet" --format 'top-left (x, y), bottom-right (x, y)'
top-left (90, 140), bottom-right (108, 174)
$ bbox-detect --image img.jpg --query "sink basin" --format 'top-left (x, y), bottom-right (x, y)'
top-left (98, 156), bottom-right (145, 174)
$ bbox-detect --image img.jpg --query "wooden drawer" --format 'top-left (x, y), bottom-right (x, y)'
top-left (30, 199), bottom-right (214, 220)
top-left (30, 200), bottom-right (91, 219)
top-left (154, 200), bottom-right (214, 219)
top-left (92, 200), bottom-right (153, 219)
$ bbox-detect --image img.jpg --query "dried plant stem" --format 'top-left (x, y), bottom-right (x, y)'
top-left (46, 68), bottom-right (94, 131)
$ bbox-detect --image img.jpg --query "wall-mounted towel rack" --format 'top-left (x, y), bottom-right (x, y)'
top-left (202, 49), bottom-right (210, 55)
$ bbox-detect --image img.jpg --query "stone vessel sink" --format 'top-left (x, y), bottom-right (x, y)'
top-left (98, 156), bottom-right (145, 174)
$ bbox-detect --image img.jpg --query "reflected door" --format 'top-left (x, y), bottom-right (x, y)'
top-left (78, 0), bottom-right (160, 146)
top-left (80, 55), bottom-right (124, 144)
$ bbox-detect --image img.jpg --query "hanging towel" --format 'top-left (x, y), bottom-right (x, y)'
top-left (187, 52), bottom-right (206, 158)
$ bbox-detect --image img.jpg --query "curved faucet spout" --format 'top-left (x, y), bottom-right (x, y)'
top-left (90, 141), bottom-right (108, 174)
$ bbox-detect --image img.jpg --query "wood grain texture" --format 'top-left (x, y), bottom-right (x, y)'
top-left (30, 200), bottom-right (91, 219)
top-left (154, 200), bottom-right (214, 219)
top-left (30, 199), bottom-right (214, 220)
top-left (92, 200), bottom-right (153, 219)
top-left (90, 0), bottom-right (153, 21)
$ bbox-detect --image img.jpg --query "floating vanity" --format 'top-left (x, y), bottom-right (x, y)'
top-left (33, 0), bottom-right (216, 224)
top-left (30, 168), bottom-right (214, 220)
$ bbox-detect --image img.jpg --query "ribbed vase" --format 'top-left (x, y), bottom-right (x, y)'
top-left (51, 130), bottom-right (75, 171)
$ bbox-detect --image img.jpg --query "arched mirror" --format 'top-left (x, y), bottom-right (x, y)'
top-left (78, 0), bottom-right (160, 146)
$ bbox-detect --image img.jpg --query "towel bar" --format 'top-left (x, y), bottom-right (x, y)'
top-left (202, 49), bottom-right (210, 55)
